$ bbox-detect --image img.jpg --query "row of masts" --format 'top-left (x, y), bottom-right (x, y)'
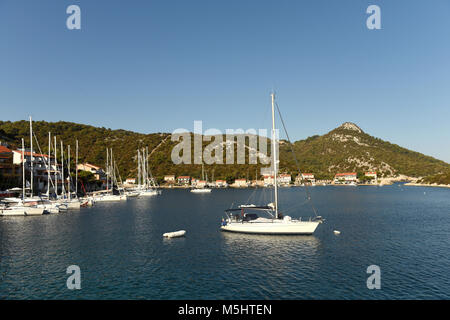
top-left (137, 147), bottom-right (156, 189)
top-left (105, 148), bottom-right (125, 194)
top-left (25, 117), bottom-right (133, 198)
top-left (24, 116), bottom-right (79, 200)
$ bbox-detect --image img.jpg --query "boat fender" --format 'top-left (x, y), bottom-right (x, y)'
top-left (163, 230), bottom-right (186, 238)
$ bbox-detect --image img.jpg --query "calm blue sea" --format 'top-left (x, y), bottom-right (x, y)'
top-left (1, 184), bottom-right (449, 299)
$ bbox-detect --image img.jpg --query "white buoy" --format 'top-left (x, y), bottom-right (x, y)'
top-left (163, 230), bottom-right (186, 238)
top-left (333, 230), bottom-right (341, 235)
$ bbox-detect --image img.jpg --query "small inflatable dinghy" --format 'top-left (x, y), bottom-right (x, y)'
top-left (333, 230), bottom-right (341, 235)
top-left (163, 230), bottom-right (186, 238)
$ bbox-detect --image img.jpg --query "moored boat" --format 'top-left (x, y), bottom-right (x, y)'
top-left (220, 93), bottom-right (323, 235)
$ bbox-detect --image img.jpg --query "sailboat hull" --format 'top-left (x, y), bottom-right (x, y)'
top-left (94, 194), bottom-right (127, 202)
top-left (190, 188), bottom-right (212, 193)
top-left (67, 200), bottom-right (81, 209)
top-left (24, 207), bottom-right (45, 215)
top-left (220, 220), bottom-right (320, 235)
top-left (139, 190), bottom-right (159, 196)
top-left (1, 208), bottom-right (27, 216)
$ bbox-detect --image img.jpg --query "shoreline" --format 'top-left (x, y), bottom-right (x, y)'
top-left (404, 183), bottom-right (450, 189)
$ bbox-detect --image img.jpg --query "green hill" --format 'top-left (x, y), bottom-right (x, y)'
top-left (0, 120), bottom-right (448, 183)
top-left (419, 170), bottom-right (450, 185)
top-left (279, 122), bottom-right (450, 179)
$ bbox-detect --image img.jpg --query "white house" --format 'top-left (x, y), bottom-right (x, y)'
top-left (364, 171), bottom-right (377, 183)
top-left (77, 163), bottom-right (105, 181)
top-left (164, 175), bottom-right (175, 183)
top-left (215, 180), bottom-right (228, 188)
top-left (12, 149), bottom-right (56, 191)
top-left (365, 172), bottom-right (377, 179)
top-left (301, 173), bottom-right (315, 181)
top-left (334, 172), bottom-right (357, 184)
top-left (263, 175), bottom-right (274, 186)
top-left (177, 176), bottom-right (191, 185)
top-left (196, 180), bottom-right (207, 188)
top-left (233, 179), bottom-right (248, 188)
top-left (278, 174), bottom-right (291, 185)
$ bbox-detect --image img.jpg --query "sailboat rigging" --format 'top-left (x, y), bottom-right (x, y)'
top-left (191, 163), bottom-right (212, 193)
top-left (220, 93), bottom-right (324, 235)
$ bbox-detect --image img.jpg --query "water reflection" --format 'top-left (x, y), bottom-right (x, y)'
top-left (221, 232), bottom-right (320, 249)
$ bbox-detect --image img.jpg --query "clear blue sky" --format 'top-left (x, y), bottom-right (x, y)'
top-left (1, 0), bottom-right (449, 162)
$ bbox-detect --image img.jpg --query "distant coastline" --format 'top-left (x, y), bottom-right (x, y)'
top-left (404, 182), bottom-right (450, 189)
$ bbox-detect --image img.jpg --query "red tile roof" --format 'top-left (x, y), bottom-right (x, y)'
top-left (13, 150), bottom-right (50, 158)
top-left (335, 172), bottom-right (357, 176)
top-left (81, 163), bottom-right (100, 170)
top-left (0, 146), bottom-right (12, 153)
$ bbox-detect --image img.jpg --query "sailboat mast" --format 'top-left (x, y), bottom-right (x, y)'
top-left (22, 138), bottom-right (25, 201)
top-left (29, 116), bottom-right (33, 196)
top-left (110, 149), bottom-right (114, 189)
top-left (137, 149), bottom-right (140, 188)
top-left (146, 147), bottom-right (149, 187)
top-left (68, 145), bottom-right (71, 200)
top-left (47, 132), bottom-right (51, 197)
top-left (271, 93), bottom-right (279, 219)
top-left (54, 136), bottom-right (58, 196)
top-left (106, 148), bottom-right (109, 191)
top-left (76, 140), bottom-right (78, 197)
top-left (61, 141), bottom-right (65, 197)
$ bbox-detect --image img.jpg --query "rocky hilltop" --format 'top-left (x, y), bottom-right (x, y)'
top-left (280, 122), bottom-right (450, 179)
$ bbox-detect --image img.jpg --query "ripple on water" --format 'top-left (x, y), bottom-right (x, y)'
top-left (0, 186), bottom-right (449, 299)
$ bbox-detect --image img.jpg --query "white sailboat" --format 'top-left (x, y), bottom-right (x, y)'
top-left (94, 148), bottom-right (127, 202)
top-left (220, 93), bottom-right (323, 235)
top-left (136, 147), bottom-right (160, 196)
top-left (190, 188), bottom-right (212, 193)
top-left (191, 163), bottom-right (212, 193)
top-left (66, 144), bottom-right (81, 209)
top-left (1, 133), bottom-right (44, 216)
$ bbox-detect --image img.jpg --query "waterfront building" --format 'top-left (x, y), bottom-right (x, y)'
top-left (278, 174), bottom-right (292, 185)
top-left (12, 149), bottom-right (56, 191)
top-left (196, 180), bottom-right (207, 188)
top-left (177, 176), bottom-right (191, 185)
top-left (334, 172), bottom-right (357, 184)
top-left (77, 163), bottom-right (105, 181)
top-left (233, 179), bottom-right (249, 188)
top-left (0, 145), bottom-right (21, 185)
top-left (164, 175), bottom-right (175, 183)
top-left (295, 173), bottom-right (315, 185)
top-left (215, 180), bottom-right (228, 188)
top-left (302, 173), bottom-right (315, 182)
top-left (362, 171), bottom-right (377, 184)
top-left (263, 175), bottom-right (274, 186)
